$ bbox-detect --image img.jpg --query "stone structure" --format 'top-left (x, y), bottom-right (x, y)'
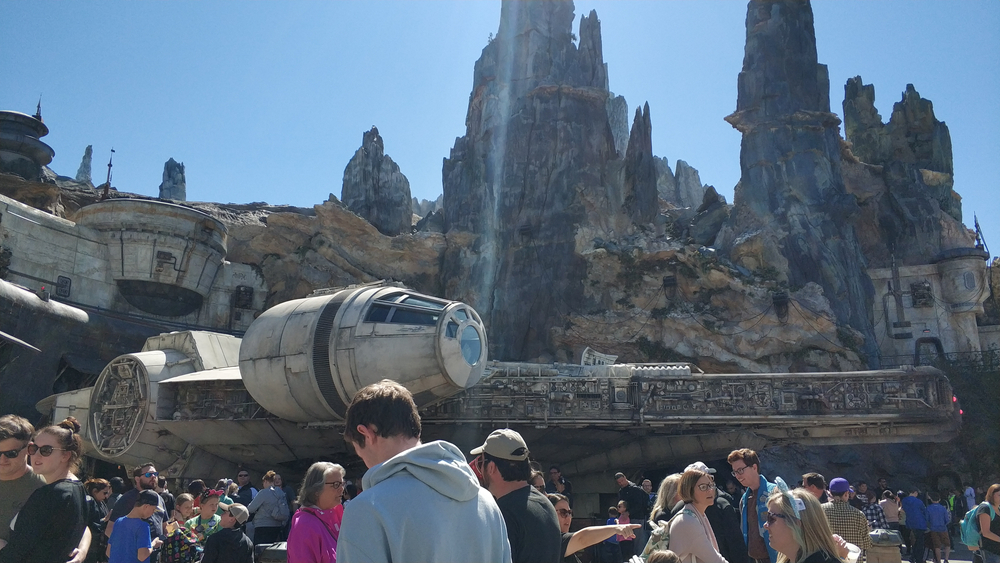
top-left (341, 127), bottom-right (412, 236)
top-left (0, 107), bottom-right (54, 182)
top-left (75, 145), bottom-right (93, 184)
top-left (158, 157), bottom-right (186, 201)
top-left (717, 0), bottom-right (877, 364)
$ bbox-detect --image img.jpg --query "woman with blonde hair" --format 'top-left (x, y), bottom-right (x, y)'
top-left (0, 417), bottom-right (88, 563)
top-left (763, 486), bottom-right (843, 563)
top-left (247, 470), bottom-right (289, 545)
top-left (652, 473), bottom-right (683, 523)
top-left (665, 468), bottom-right (728, 563)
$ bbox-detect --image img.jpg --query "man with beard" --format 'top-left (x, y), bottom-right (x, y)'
top-left (106, 462), bottom-right (167, 563)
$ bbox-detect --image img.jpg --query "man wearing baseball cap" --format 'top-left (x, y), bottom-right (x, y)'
top-left (822, 478), bottom-right (873, 559)
top-left (201, 502), bottom-right (253, 563)
top-left (471, 428), bottom-right (561, 563)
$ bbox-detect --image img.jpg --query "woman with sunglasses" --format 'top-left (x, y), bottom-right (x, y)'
top-left (664, 468), bottom-right (729, 563)
top-left (547, 493), bottom-right (640, 563)
top-left (0, 417), bottom-right (88, 563)
top-left (763, 487), bottom-right (843, 563)
top-left (287, 462), bottom-right (346, 563)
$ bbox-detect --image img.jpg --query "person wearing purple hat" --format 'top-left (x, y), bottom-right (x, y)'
top-left (821, 478), bottom-right (872, 559)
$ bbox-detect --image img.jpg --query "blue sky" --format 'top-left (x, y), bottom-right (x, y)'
top-left (3, 1), bottom-right (998, 254)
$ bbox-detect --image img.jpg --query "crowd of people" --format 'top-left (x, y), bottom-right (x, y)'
top-left (2, 390), bottom-right (999, 563)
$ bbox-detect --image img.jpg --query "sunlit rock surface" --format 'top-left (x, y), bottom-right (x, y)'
top-left (341, 126), bottom-right (412, 237)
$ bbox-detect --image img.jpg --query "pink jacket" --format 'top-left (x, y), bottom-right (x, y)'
top-left (287, 505), bottom-right (344, 563)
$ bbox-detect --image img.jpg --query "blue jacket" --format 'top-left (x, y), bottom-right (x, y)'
top-left (927, 503), bottom-right (949, 532)
top-left (901, 495), bottom-right (929, 530)
top-left (740, 474), bottom-right (778, 563)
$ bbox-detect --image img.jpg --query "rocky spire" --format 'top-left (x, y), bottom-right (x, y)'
top-left (718, 0), bottom-right (877, 365)
top-left (623, 103), bottom-right (657, 223)
top-left (158, 158), bottom-right (186, 201)
top-left (75, 145), bottom-right (93, 184)
top-left (341, 127), bottom-right (412, 237)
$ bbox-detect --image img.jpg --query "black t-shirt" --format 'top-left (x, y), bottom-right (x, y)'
top-left (800, 550), bottom-right (839, 563)
top-left (978, 504), bottom-right (1000, 555)
top-left (561, 532), bottom-right (583, 563)
top-left (496, 486), bottom-right (562, 563)
top-left (620, 483), bottom-right (651, 519)
top-left (0, 479), bottom-right (87, 563)
top-left (110, 487), bottom-right (167, 541)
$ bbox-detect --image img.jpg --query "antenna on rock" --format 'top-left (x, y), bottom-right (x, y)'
top-left (101, 148), bottom-right (115, 200)
top-left (974, 214), bottom-right (989, 256)
top-left (33, 96), bottom-right (43, 121)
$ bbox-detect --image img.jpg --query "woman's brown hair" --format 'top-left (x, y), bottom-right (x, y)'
top-left (36, 417), bottom-right (83, 472)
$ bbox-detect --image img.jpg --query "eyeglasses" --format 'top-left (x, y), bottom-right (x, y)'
top-left (697, 482), bottom-right (717, 491)
top-left (557, 508), bottom-right (573, 517)
top-left (731, 465), bottom-right (750, 477)
top-left (0, 444), bottom-right (27, 459)
top-left (143, 471), bottom-right (159, 478)
top-left (326, 481), bottom-right (344, 489)
top-left (27, 443), bottom-right (68, 457)
top-left (765, 512), bottom-right (788, 525)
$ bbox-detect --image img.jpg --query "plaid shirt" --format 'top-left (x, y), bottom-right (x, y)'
top-left (862, 502), bottom-right (889, 530)
top-left (823, 499), bottom-right (874, 550)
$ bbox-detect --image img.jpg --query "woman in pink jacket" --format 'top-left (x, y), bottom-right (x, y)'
top-left (668, 468), bottom-right (729, 563)
top-left (287, 462), bottom-right (346, 563)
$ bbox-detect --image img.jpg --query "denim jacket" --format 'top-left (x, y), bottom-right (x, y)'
top-left (739, 474), bottom-right (778, 563)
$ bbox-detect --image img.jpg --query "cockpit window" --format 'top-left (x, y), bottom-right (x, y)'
top-left (387, 308), bottom-right (439, 326)
top-left (365, 291), bottom-right (446, 325)
top-left (399, 296), bottom-right (445, 310)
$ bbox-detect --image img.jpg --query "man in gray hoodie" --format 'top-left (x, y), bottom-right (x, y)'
top-left (338, 380), bottom-right (512, 563)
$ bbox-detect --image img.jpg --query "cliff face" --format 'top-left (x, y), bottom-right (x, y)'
top-left (842, 78), bottom-right (972, 267)
top-left (441, 1), bottom-right (647, 361)
top-left (341, 127), bottom-right (412, 237)
top-left (717, 0), bottom-right (878, 364)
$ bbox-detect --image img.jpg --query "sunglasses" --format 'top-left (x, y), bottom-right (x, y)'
top-left (697, 482), bottom-right (717, 491)
top-left (326, 481), bottom-right (344, 489)
top-left (27, 443), bottom-right (68, 457)
top-left (765, 512), bottom-right (788, 525)
top-left (557, 508), bottom-right (573, 518)
top-left (143, 471), bottom-right (159, 478)
top-left (0, 444), bottom-right (28, 459)
top-left (238, 473), bottom-right (249, 478)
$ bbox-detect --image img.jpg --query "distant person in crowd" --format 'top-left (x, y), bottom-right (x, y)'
top-left (901, 488), bottom-right (929, 563)
top-left (233, 471), bottom-right (257, 508)
top-left (665, 467), bottom-right (728, 563)
top-left (213, 479), bottom-right (235, 512)
top-left (617, 500), bottom-right (634, 559)
top-left (246, 470), bottom-right (289, 544)
top-left (876, 478), bottom-right (891, 502)
top-left (287, 462), bottom-right (345, 563)
top-left (862, 492), bottom-right (889, 530)
top-left (880, 490), bottom-right (901, 532)
top-left (107, 490), bottom-right (163, 563)
top-left (726, 479), bottom-right (743, 498)
top-left (764, 487), bottom-right (843, 563)
top-left (186, 490), bottom-right (223, 547)
top-left (274, 473), bottom-right (295, 540)
top-left (648, 550), bottom-right (683, 563)
top-left (226, 482), bottom-right (239, 500)
top-left (530, 471), bottom-right (547, 495)
top-left (547, 465), bottom-right (574, 504)
top-left (338, 380), bottom-right (511, 563)
top-left (617, 471), bottom-right (652, 552)
top-left (171, 493), bottom-right (196, 524)
top-left (341, 482), bottom-right (358, 506)
top-left (201, 503), bottom-right (253, 563)
top-left (84, 478), bottom-right (111, 563)
top-left (0, 417), bottom-right (90, 563)
top-left (157, 477), bottom-right (175, 519)
top-left (651, 474), bottom-right (683, 523)
top-left (548, 493), bottom-right (638, 563)
top-left (728, 448), bottom-right (778, 563)
top-left (802, 473), bottom-right (830, 504)
top-left (473, 428), bottom-right (559, 563)
top-left (107, 462), bottom-right (167, 562)
top-left (855, 482), bottom-right (871, 506)
top-left (964, 484), bottom-right (977, 516)
top-left (187, 480), bottom-right (207, 508)
top-left (107, 477), bottom-right (126, 513)
top-left (821, 477), bottom-right (873, 558)
top-left (644, 479), bottom-right (658, 512)
top-left (926, 492), bottom-right (950, 563)
top-left (603, 507), bottom-right (623, 563)
top-left (977, 484), bottom-right (1000, 563)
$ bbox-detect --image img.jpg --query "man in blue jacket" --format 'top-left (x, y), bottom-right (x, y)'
top-left (728, 448), bottom-right (778, 563)
top-left (901, 488), bottom-right (929, 563)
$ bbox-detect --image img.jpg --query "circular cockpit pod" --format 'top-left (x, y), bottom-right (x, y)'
top-left (88, 356), bottom-right (149, 457)
top-left (240, 283), bottom-right (489, 422)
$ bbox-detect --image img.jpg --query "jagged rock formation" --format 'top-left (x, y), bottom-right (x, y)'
top-left (412, 194), bottom-right (443, 218)
top-left (341, 127), bottom-right (412, 237)
top-left (607, 94), bottom-right (629, 156)
top-left (842, 78), bottom-right (972, 267)
top-left (717, 0), bottom-right (877, 364)
top-left (158, 158), bottom-right (186, 201)
top-left (75, 145), bottom-right (92, 184)
top-left (623, 103), bottom-right (658, 223)
top-left (689, 187), bottom-right (730, 246)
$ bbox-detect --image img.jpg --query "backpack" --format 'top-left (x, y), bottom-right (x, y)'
top-left (960, 502), bottom-right (996, 549)
top-left (269, 488), bottom-right (290, 523)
